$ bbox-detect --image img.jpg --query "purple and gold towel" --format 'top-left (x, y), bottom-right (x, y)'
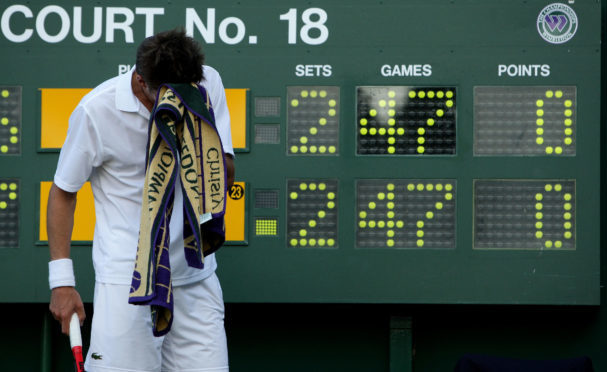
top-left (129, 83), bottom-right (227, 336)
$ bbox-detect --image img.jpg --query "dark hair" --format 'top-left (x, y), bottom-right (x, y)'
top-left (135, 28), bottom-right (205, 90)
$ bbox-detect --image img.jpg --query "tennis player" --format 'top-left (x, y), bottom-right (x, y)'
top-left (48, 28), bottom-right (235, 372)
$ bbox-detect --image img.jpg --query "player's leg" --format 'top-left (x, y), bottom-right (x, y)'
top-left (161, 272), bottom-right (228, 372)
top-left (85, 282), bottom-right (164, 372)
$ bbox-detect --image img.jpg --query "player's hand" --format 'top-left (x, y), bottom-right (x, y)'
top-left (50, 286), bottom-right (85, 335)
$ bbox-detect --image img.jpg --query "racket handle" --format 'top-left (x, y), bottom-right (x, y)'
top-left (69, 313), bottom-right (85, 372)
top-left (69, 313), bottom-right (82, 348)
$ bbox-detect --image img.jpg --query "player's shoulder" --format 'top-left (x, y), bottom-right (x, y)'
top-left (202, 65), bottom-right (224, 86)
top-left (79, 75), bottom-right (120, 107)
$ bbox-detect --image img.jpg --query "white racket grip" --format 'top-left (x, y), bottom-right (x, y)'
top-left (69, 313), bottom-right (82, 348)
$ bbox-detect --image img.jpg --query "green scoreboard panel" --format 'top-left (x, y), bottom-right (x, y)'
top-left (287, 87), bottom-right (340, 155)
top-left (287, 179), bottom-right (339, 247)
top-left (474, 87), bottom-right (576, 155)
top-left (356, 180), bottom-right (456, 249)
top-left (0, 87), bottom-right (22, 155)
top-left (357, 87), bottom-right (456, 155)
top-left (0, 0), bottom-right (600, 305)
top-left (474, 180), bottom-right (576, 250)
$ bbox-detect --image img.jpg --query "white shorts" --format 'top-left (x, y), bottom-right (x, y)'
top-left (84, 273), bottom-right (228, 372)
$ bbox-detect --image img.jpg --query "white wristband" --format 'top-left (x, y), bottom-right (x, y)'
top-left (48, 258), bottom-right (76, 290)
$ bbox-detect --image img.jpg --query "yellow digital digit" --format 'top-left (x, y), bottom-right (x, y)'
top-left (287, 180), bottom-right (337, 247)
top-left (287, 87), bottom-right (339, 156)
top-left (0, 179), bottom-right (19, 248)
top-left (0, 86), bottom-right (22, 155)
top-left (536, 90), bottom-right (574, 155)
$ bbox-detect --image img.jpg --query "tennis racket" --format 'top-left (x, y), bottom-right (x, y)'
top-left (69, 313), bottom-right (85, 372)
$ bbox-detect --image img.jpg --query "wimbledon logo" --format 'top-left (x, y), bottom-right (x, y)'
top-left (537, 3), bottom-right (578, 44)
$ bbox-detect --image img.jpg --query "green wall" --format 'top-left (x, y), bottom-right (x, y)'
top-left (0, 301), bottom-right (604, 371)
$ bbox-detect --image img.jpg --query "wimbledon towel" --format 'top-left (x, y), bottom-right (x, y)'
top-left (129, 83), bottom-right (227, 336)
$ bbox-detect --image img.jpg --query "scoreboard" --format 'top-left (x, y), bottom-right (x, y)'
top-left (0, 0), bottom-right (600, 305)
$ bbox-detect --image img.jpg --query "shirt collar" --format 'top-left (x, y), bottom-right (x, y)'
top-left (115, 65), bottom-right (141, 113)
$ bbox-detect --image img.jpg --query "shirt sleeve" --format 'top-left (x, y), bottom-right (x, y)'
top-left (203, 66), bottom-right (234, 156)
top-left (53, 104), bottom-right (104, 193)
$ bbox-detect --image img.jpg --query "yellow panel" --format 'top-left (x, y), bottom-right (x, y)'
top-left (40, 88), bottom-right (92, 149)
top-left (40, 181), bottom-right (246, 243)
top-left (225, 89), bottom-right (248, 149)
top-left (226, 182), bottom-right (246, 241)
top-left (41, 88), bottom-right (247, 150)
top-left (39, 181), bottom-right (96, 241)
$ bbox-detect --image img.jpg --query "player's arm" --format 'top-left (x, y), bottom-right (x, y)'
top-left (47, 103), bottom-right (101, 334)
top-left (225, 154), bottom-right (235, 189)
top-left (48, 183), bottom-right (85, 334)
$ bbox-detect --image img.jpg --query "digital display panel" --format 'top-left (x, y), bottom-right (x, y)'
top-left (254, 190), bottom-right (279, 209)
top-left (254, 124), bottom-right (280, 144)
top-left (356, 179), bottom-right (455, 249)
top-left (356, 86), bottom-right (456, 155)
top-left (255, 97), bottom-right (281, 117)
top-left (474, 86), bottom-right (576, 155)
top-left (0, 87), bottom-right (21, 155)
top-left (255, 218), bottom-right (278, 236)
top-left (287, 86), bottom-right (339, 155)
top-left (474, 180), bottom-right (575, 250)
top-left (287, 179), bottom-right (338, 248)
top-left (0, 179), bottom-right (19, 248)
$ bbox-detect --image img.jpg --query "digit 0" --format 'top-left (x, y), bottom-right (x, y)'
top-left (535, 89), bottom-right (574, 155)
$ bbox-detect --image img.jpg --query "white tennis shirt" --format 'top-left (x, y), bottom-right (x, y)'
top-left (54, 66), bottom-right (234, 286)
